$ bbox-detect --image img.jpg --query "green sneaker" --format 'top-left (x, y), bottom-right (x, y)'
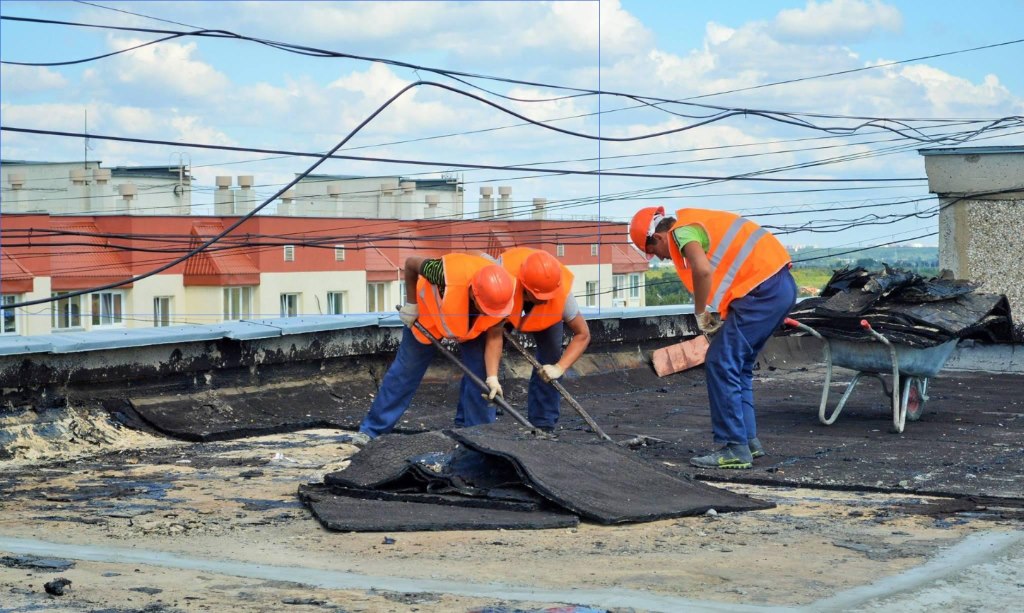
top-left (748, 437), bottom-right (765, 459)
top-left (689, 444), bottom-right (753, 470)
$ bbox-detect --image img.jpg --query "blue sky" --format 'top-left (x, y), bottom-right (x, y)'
top-left (3, 0), bottom-right (1023, 249)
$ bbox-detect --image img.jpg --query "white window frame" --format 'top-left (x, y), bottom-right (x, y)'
top-left (556, 244), bottom-right (565, 257)
top-left (585, 281), bottom-right (598, 307)
top-left (366, 282), bottom-right (388, 313)
top-left (283, 245), bottom-right (295, 262)
top-left (153, 296), bottom-right (173, 327)
top-left (223, 286), bottom-right (253, 321)
top-left (91, 290), bottom-right (125, 327)
top-left (1, 295), bottom-right (18, 335)
top-left (327, 291), bottom-right (347, 315)
top-left (612, 274), bottom-right (626, 299)
top-left (52, 292), bottom-right (83, 330)
top-left (590, 244), bottom-right (599, 256)
top-left (280, 292), bottom-right (300, 317)
top-left (629, 273), bottom-right (641, 298)
top-left (334, 244), bottom-right (346, 262)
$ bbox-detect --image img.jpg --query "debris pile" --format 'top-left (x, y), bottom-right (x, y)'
top-left (786, 266), bottom-right (1014, 347)
top-left (299, 423), bottom-right (772, 532)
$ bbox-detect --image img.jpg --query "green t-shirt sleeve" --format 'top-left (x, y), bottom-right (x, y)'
top-left (419, 258), bottom-right (445, 291)
top-left (671, 225), bottom-right (709, 253)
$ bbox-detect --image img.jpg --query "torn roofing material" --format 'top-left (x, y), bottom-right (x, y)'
top-left (450, 424), bottom-right (774, 524)
top-left (298, 484), bottom-right (579, 532)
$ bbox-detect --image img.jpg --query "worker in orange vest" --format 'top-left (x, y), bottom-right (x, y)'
top-left (498, 247), bottom-right (591, 431)
top-left (354, 253), bottom-right (516, 443)
top-left (630, 206), bottom-right (796, 469)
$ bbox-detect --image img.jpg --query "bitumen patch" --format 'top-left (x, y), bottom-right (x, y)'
top-left (324, 430), bottom-right (458, 489)
top-left (298, 484), bottom-right (579, 532)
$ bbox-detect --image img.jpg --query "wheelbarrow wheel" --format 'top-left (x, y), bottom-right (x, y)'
top-left (903, 377), bottom-right (926, 421)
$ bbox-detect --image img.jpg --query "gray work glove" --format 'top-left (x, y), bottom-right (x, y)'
top-left (399, 302), bottom-right (419, 327)
top-left (697, 311), bottom-right (723, 336)
top-left (484, 375), bottom-right (503, 400)
top-left (538, 363), bottom-right (564, 383)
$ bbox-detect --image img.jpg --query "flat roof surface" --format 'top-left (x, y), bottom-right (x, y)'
top-left (918, 146), bottom-right (1024, 156)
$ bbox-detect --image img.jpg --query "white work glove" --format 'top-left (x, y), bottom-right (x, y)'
top-left (538, 363), bottom-right (564, 383)
top-left (399, 302), bottom-right (419, 327)
top-left (697, 311), bottom-right (723, 336)
top-left (484, 375), bottom-right (503, 400)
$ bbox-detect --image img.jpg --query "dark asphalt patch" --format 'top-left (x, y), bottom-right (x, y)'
top-left (323, 486), bottom-right (541, 512)
top-left (450, 423), bottom-right (774, 524)
top-left (298, 484), bottom-right (579, 532)
top-left (325, 431), bottom-right (457, 489)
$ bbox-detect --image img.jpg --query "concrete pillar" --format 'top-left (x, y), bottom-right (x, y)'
top-left (118, 182), bottom-right (137, 214)
top-left (532, 197), bottom-right (547, 220)
top-left (279, 189), bottom-right (296, 216)
top-left (498, 186), bottom-right (512, 218)
top-left (479, 186), bottom-right (494, 219)
top-left (235, 175), bottom-right (256, 214)
top-left (5, 172), bottom-right (25, 212)
top-left (424, 194), bottom-right (439, 219)
top-left (69, 169), bottom-right (89, 213)
top-left (214, 176), bottom-right (234, 215)
top-left (378, 182), bottom-right (399, 219)
top-left (91, 168), bottom-right (114, 214)
top-left (398, 181), bottom-right (416, 219)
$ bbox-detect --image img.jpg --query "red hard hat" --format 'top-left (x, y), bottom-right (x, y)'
top-left (519, 251), bottom-right (562, 300)
top-left (470, 264), bottom-right (515, 317)
top-left (629, 206), bottom-right (665, 259)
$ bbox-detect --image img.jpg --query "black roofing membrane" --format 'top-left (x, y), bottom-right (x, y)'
top-left (449, 423), bottom-right (774, 524)
top-left (325, 431), bottom-right (458, 489)
top-left (299, 484), bottom-right (578, 532)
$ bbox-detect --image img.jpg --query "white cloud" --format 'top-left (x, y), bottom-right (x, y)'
top-left (772, 0), bottom-right (903, 43)
top-left (95, 35), bottom-right (230, 101)
top-left (0, 65), bottom-right (68, 94)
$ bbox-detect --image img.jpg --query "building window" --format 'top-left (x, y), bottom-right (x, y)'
top-left (629, 273), bottom-right (641, 298)
top-left (223, 286), bottom-right (253, 321)
top-left (334, 245), bottom-right (346, 262)
top-left (612, 274), bottom-right (626, 299)
top-left (556, 244), bottom-right (565, 257)
top-left (280, 293), bottom-right (300, 317)
top-left (327, 291), bottom-right (347, 315)
top-left (91, 291), bottom-right (125, 327)
top-left (283, 245), bottom-right (295, 262)
top-left (52, 292), bottom-right (83, 329)
top-left (1, 295), bottom-right (17, 334)
top-left (591, 244), bottom-right (599, 256)
top-left (585, 281), bottom-right (598, 307)
top-left (153, 296), bottom-right (173, 327)
top-left (367, 282), bottom-right (388, 312)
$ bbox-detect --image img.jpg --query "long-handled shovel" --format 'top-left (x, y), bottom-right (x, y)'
top-left (403, 313), bottom-right (535, 431)
top-left (501, 329), bottom-right (615, 443)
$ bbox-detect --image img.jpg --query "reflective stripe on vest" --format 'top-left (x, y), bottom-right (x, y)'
top-left (419, 282), bottom-right (457, 339)
top-left (709, 225), bottom-right (768, 310)
top-left (707, 217), bottom-right (747, 268)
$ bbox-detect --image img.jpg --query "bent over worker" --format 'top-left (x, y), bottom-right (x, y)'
top-left (630, 206), bottom-right (796, 469)
top-left (354, 253), bottom-right (515, 443)
top-left (499, 247), bottom-right (590, 431)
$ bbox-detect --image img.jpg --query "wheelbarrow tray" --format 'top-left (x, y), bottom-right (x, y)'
top-left (828, 338), bottom-right (958, 378)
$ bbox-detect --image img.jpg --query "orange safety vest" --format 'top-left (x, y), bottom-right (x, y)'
top-left (668, 208), bottom-right (790, 318)
top-left (500, 247), bottom-right (575, 333)
top-left (413, 253), bottom-right (506, 344)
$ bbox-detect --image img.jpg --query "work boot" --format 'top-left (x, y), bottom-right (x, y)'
top-left (748, 437), bottom-right (765, 459)
top-left (689, 443), bottom-right (753, 470)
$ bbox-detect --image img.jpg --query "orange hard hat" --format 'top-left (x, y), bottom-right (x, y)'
top-left (629, 206), bottom-right (665, 259)
top-left (519, 251), bottom-right (562, 300)
top-left (469, 264), bottom-right (515, 317)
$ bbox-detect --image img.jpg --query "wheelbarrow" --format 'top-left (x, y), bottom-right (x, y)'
top-left (784, 317), bottom-right (958, 433)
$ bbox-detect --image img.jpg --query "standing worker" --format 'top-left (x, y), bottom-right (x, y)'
top-left (499, 247), bottom-right (590, 431)
top-left (353, 253), bottom-right (516, 444)
top-left (629, 206), bottom-right (796, 469)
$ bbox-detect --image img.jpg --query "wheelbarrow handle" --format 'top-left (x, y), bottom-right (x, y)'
top-left (501, 329), bottom-right (614, 443)
top-left (397, 308), bottom-right (535, 431)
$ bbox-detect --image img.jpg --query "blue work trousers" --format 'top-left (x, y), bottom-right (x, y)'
top-left (359, 327), bottom-right (493, 438)
top-left (705, 268), bottom-right (797, 446)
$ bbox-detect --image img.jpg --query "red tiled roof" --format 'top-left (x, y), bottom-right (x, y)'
top-left (612, 243), bottom-right (650, 274)
top-left (365, 242), bottom-right (401, 282)
top-left (50, 221), bottom-right (134, 290)
top-left (1, 252), bottom-right (34, 293)
top-left (485, 230), bottom-right (516, 260)
top-left (183, 222), bottom-right (260, 286)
